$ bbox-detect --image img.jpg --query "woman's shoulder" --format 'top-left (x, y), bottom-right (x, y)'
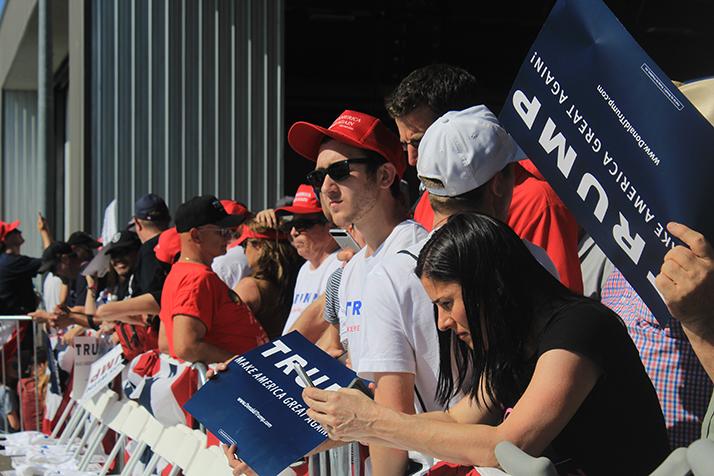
top-left (537, 298), bottom-right (628, 364)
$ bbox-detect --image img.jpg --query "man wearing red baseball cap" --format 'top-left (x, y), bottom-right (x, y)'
top-left (278, 111), bottom-right (427, 473)
top-left (274, 184), bottom-right (341, 335)
top-left (1, 214), bottom-right (53, 316)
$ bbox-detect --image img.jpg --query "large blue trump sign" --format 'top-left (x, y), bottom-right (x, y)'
top-left (500, 0), bottom-right (714, 325)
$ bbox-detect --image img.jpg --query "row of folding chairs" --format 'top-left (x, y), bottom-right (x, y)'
top-left (2, 388), bottom-right (232, 475)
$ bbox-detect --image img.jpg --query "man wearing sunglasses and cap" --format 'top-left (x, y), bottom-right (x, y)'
top-left (274, 184), bottom-right (341, 335)
top-left (227, 111), bottom-right (426, 473)
top-left (160, 195), bottom-right (267, 364)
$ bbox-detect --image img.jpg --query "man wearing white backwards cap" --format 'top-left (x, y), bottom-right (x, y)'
top-left (356, 105), bottom-right (557, 475)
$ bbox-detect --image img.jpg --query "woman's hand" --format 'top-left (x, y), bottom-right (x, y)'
top-left (302, 387), bottom-right (382, 442)
top-left (222, 444), bottom-right (258, 476)
top-left (255, 209), bottom-right (278, 229)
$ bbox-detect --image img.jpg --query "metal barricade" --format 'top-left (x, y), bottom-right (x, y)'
top-left (0, 315), bottom-right (46, 434)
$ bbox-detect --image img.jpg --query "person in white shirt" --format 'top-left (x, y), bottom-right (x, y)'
top-left (275, 184), bottom-right (341, 334)
top-left (275, 110), bottom-right (427, 475)
top-left (222, 109), bottom-right (425, 476)
top-left (356, 105), bottom-right (558, 475)
top-left (211, 200), bottom-right (252, 289)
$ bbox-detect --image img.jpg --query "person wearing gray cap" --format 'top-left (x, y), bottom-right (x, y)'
top-left (352, 105), bottom-right (558, 474)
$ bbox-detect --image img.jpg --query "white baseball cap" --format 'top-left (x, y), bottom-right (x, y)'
top-left (417, 105), bottom-right (525, 197)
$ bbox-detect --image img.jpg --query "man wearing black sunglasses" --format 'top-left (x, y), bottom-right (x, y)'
top-left (275, 184), bottom-right (341, 336)
top-left (282, 110), bottom-right (427, 474)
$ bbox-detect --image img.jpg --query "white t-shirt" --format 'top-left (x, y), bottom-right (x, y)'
top-left (282, 252), bottom-right (341, 335)
top-left (211, 245), bottom-right (252, 290)
top-left (338, 220), bottom-right (427, 369)
top-left (357, 235), bottom-right (559, 415)
top-left (43, 272), bottom-right (64, 311)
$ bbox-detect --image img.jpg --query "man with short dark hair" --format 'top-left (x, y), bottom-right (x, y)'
top-left (130, 193), bottom-right (171, 302)
top-left (386, 63), bottom-right (583, 293)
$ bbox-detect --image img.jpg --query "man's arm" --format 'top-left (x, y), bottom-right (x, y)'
top-left (370, 372), bottom-right (416, 476)
top-left (172, 315), bottom-right (234, 364)
top-left (94, 293), bottom-right (160, 323)
top-left (656, 222), bottom-right (714, 380)
top-left (289, 294), bottom-right (328, 342)
top-left (37, 212), bottom-right (53, 249)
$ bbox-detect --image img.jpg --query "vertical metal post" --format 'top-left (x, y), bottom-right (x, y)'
top-left (16, 321), bottom-right (23, 431)
top-left (1, 346), bottom-right (7, 432)
top-left (33, 322), bottom-right (40, 430)
top-left (38, 0), bottom-right (53, 227)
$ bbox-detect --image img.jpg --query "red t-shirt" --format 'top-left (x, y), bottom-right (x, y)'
top-left (507, 160), bottom-right (583, 294)
top-left (160, 262), bottom-right (268, 359)
top-left (412, 191), bottom-right (435, 232)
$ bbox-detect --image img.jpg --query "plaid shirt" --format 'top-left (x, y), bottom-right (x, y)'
top-left (602, 269), bottom-right (713, 448)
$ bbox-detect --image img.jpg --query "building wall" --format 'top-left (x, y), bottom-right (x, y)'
top-left (1, 90), bottom-right (44, 259)
top-left (89, 0), bottom-right (284, 231)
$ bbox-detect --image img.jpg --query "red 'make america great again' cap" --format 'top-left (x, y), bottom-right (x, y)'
top-left (287, 110), bottom-right (406, 178)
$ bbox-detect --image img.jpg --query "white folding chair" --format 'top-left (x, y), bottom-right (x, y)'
top-left (135, 416), bottom-right (168, 476)
top-left (495, 441), bottom-right (557, 476)
top-left (72, 390), bottom-right (117, 462)
top-left (117, 405), bottom-right (152, 476)
top-left (206, 445), bottom-right (234, 476)
top-left (98, 400), bottom-right (139, 476)
top-left (139, 425), bottom-right (187, 476)
top-left (165, 428), bottom-right (205, 476)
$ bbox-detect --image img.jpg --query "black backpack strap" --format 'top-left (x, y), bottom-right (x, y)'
top-left (397, 249), bottom-right (419, 260)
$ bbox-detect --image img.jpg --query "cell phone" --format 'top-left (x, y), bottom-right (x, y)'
top-left (293, 362), bottom-right (315, 388)
top-left (329, 228), bottom-right (361, 252)
top-left (348, 377), bottom-right (374, 399)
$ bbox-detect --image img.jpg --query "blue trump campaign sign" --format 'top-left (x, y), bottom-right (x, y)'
top-left (500, 0), bottom-right (714, 325)
top-left (184, 331), bottom-right (362, 476)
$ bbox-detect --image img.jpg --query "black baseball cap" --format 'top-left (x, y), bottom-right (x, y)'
top-left (175, 195), bottom-right (247, 233)
top-left (103, 231), bottom-right (141, 256)
top-left (38, 241), bottom-right (74, 273)
top-left (67, 231), bottom-right (101, 249)
top-left (134, 193), bottom-right (170, 222)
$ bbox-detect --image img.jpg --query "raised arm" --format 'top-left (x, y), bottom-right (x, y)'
top-left (656, 222), bottom-right (714, 380)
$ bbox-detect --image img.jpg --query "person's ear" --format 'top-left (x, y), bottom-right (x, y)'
top-left (189, 227), bottom-right (202, 243)
top-left (490, 164), bottom-right (515, 199)
top-left (378, 163), bottom-right (397, 190)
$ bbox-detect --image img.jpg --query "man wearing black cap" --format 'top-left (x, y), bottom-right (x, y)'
top-left (160, 195), bottom-right (267, 364)
top-left (64, 231), bottom-right (101, 309)
top-left (130, 193), bottom-right (171, 302)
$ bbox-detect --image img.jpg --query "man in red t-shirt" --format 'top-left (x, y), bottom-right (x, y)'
top-left (160, 195), bottom-right (267, 364)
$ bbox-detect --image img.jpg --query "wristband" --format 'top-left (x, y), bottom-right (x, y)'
top-left (86, 313), bottom-right (100, 331)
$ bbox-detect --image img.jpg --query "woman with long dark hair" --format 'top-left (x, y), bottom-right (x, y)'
top-left (303, 213), bottom-right (670, 475)
top-left (234, 220), bottom-right (303, 339)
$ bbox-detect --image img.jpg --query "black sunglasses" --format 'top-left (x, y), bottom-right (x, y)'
top-left (306, 158), bottom-right (373, 192)
top-left (279, 217), bottom-right (326, 234)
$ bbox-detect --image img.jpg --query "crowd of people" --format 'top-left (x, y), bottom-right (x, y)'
top-left (0, 64), bottom-right (713, 475)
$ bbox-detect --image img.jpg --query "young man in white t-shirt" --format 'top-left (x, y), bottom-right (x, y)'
top-left (357, 106), bottom-right (558, 474)
top-left (276, 184), bottom-right (341, 334)
top-left (286, 110), bottom-right (426, 474)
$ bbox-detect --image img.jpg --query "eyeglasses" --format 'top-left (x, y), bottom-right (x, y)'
top-left (306, 158), bottom-right (373, 192)
top-left (400, 137), bottom-right (422, 151)
top-left (197, 226), bottom-right (232, 239)
top-left (279, 217), bottom-right (326, 234)
top-left (240, 239), bottom-right (261, 250)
